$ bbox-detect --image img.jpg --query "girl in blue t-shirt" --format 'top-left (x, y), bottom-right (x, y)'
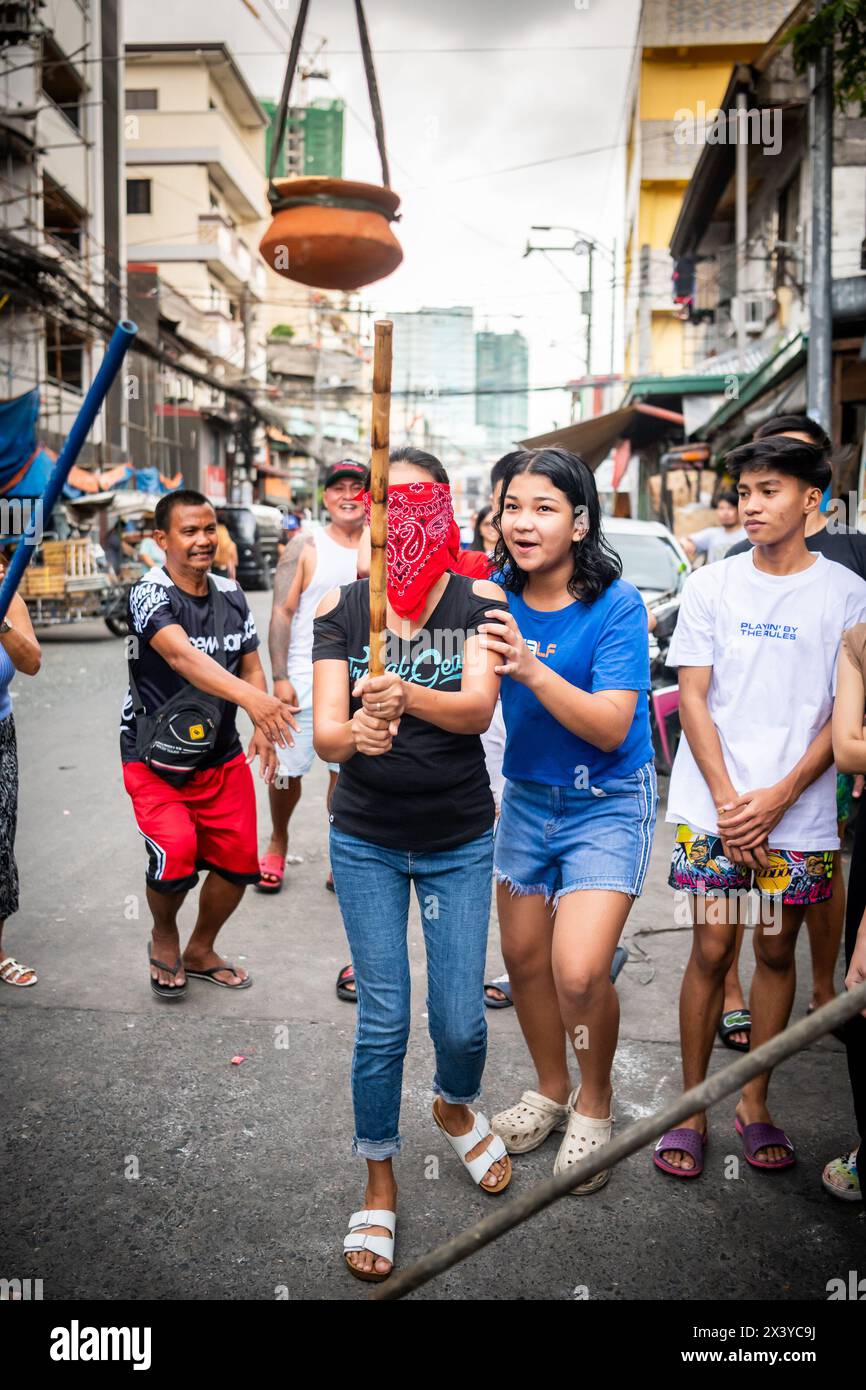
top-left (478, 446), bottom-right (657, 1194)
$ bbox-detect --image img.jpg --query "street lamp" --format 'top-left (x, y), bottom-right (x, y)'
top-left (524, 225), bottom-right (617, 378)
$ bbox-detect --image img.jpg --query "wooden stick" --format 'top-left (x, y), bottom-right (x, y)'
top-left (369, 320), bottom-right (393, 677)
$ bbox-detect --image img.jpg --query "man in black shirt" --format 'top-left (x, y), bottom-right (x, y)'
top-left (720, 415), bottom-right (859, 1048)
top-left (121, 490), bottom-right (297, 1000)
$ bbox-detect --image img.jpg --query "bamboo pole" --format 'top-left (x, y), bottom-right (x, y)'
top-left (372, 980), bottom-right (866, 1300)
top-left (369, 320), bottom-right (392, 677)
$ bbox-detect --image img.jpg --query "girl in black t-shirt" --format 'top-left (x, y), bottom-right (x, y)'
top-left (313, 448), bottom-right (510, 1283)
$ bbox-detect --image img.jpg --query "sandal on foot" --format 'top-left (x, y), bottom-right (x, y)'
top-left (432, 1103), bottom-right (512, 1193)
top-left (735, 1117), bottom-right (795, 1170)
top-left (0, 956), bottom-right (37, 987)
top-left (653, 1126), bottom-right (707, 1178)
top-left (255, 852), bottom-right (285, 894)
top-left (492, 1090), bottom-right (568, 1154)
top-left (336, 963), bottom-right (357, 1003)
top-left (343, 1208), bottom-right (396, 1283)
top-left (147, 943), bottom-right (186, 1001)
top-left (184, 962), bottom-right (252, 989)
top-left (718, 1009), bottom-right (751, 1052)
top-left (821, 1151), bottom-right (862, 1202)
top-left (483, 972), bottom-right (513, 1009)
top-left (553, 1088), bottom-right (614, 1194)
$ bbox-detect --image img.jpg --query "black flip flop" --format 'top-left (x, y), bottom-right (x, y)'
top-left (718, 1008), bottom-right (751, 1052)
top-left (336, 963), bottom-right (357, 1002)
top-left (148, 943), bottom-right (187, 1001)
top-left (484, 973), bottom-right (513, 1009)
top-left (185, 962), bottom-right (252, 989)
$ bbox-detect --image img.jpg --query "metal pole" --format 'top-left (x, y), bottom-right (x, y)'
top-left (0, 319), bottom-right (138, 626)
top-left (735, 90), bottom-right (749, 370)
top-left (373, 980), bottom-right (866, 1300)
top-left (807, 11), bottom-right (834, 435)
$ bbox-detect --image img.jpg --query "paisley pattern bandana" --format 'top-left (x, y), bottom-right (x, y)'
top-left (362, 481), bottom-right (460, 621)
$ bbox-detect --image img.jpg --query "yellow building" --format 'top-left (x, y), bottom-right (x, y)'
top-left (623, 0), bottom-right (795, 378)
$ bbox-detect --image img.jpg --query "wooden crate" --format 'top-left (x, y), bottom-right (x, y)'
top-left (21, 568), bottom-right (65, 597)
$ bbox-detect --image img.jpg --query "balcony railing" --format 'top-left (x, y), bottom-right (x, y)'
top-left (198, 213), bottom-right (266, 297)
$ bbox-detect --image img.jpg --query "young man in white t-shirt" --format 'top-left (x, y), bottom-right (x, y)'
top-left (681, 489), bottom-right (746, 566)
top-left (654, 434), bottom-right (866, 1178)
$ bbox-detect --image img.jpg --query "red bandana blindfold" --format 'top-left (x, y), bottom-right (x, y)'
top-left (361, 481), bottom-right (460, 621)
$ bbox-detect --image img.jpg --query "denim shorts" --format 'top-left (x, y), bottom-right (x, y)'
top-left (493, 761), bottom-right (658, 906)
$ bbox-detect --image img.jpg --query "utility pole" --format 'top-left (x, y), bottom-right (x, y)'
top-left (735, 89), bottom-right (749, 370)
top-left (525, 225), bottom-right (617, 384)
top-left (806, 4), bottom-right (834, 435)
top-left (583, 243), bottom-right (594, 376)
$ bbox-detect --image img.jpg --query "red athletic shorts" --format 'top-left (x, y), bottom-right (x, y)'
top-left (123, 753), bottom-right (259, 894)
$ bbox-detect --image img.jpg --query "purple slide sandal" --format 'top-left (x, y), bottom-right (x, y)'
top-left (734, 1117), bottom-right (796, 1170)
top-left (653, 1127), bottom-right (707, 1178)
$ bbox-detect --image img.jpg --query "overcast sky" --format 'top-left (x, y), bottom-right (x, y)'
top-left (125, 0), bottom-right (641, 434)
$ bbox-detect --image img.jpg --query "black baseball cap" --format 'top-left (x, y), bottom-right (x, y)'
top-left (323, 460), bottom-right (366, 488)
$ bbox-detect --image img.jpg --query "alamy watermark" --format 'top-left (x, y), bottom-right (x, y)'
top-left (673, 102), bottom-right (782, 157)
top-left (0, 498), bottom-right (43, 546)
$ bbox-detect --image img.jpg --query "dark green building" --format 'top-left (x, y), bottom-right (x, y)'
top-left (261, 97), bottom-right (344, 179)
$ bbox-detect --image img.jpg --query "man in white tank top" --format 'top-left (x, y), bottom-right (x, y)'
top-left (256, 462), bottom-right (364, 893)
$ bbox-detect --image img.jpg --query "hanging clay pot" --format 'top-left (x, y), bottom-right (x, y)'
top-left (260, 176), bottom-right (402, 292)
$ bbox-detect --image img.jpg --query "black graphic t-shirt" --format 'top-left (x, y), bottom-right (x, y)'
top-left (312, 573), bottom-right (508, 851)
top-left (120, 566), bottom-right (259, 768)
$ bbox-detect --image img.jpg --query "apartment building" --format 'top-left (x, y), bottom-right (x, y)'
top-left (622, 0), bottom-right (793, 378)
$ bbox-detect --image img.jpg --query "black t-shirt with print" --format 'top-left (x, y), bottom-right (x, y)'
top-left (312, 573), bottom-right (508, 851)
top-left (120, 566), bottom-right (260, 767)
top-left (726, 525), bottom-right (866, 579)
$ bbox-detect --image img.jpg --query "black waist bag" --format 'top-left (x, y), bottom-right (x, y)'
top-left (129, 577), bottom-right (229, 787)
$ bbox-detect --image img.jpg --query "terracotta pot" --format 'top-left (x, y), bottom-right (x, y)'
top-left (260, 176), bottom-right (402, 291)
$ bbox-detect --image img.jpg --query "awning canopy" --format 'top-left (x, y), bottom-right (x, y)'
top-left (693, 333), bottom-right (807, 443)
top-left (521, 403), bottom-right (684, 469)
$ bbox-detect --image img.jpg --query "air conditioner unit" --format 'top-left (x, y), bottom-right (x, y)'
top-left (741, 295), bottom-right (772, 334)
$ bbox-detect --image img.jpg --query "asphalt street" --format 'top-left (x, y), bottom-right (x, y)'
top-left (2, 589), bottom-right (863, 1301)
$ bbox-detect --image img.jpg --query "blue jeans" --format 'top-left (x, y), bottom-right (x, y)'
top-left (329, 825), bottom-right (494, 1159)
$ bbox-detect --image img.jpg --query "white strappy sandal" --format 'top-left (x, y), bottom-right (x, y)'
top-left (553, 1087), bottom-right (615, 1194)
top-left (342, 1208), bottom-right (396, 1283)
top-left (0, 956), bottom-right (37, 987)
top-left (492, 1090), bottom-right (569, 1154)
top-left (433, 1102), bottom-right (512, 1193)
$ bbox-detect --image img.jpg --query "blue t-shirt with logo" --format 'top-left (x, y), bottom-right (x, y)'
top-left (501, 578), bottom-right (653, 786)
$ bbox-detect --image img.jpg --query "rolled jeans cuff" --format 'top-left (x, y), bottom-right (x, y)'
top-left (431, 1081), bottom-right (483, 1106)
top-left (353, 1134), bottom-right (402, 1160)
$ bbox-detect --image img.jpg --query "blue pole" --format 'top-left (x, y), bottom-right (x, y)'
top-left (0, 319), bottom-right (137, 625)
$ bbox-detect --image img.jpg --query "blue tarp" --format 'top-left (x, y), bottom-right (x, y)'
top-left (4, 447), bottom-right (55, 499)
top-left (0, 388), bottom-right (39, 493)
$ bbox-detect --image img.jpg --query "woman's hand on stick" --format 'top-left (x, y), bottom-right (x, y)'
top-left (351, 705), bottom-right (398, 756)
top-left (354, 671), bottom-right (407, 721)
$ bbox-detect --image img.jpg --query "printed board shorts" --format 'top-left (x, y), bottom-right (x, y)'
top-left (494, 762), bottom-right (658, 905)
top-left (123, 752), bottom-right (260, 894)
top-left (668, 823), bottom-right (834, 906)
